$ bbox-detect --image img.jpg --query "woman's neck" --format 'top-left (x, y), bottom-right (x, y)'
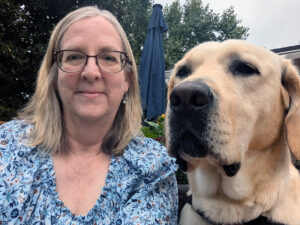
top-left (61, 115), bottom-right (114, 156)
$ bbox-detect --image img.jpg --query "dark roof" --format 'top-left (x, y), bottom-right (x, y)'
top-left (272, 45), bottom-right (300, 53)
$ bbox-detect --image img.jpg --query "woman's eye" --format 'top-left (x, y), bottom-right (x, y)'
top-left (105, 56), bottom-right (116, 62)
top-left (100, 54), bottom-right (117, 63)
top-left (66, 54), bottom-right (84, 62)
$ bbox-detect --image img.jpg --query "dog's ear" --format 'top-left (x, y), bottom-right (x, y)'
top-left (282, 59), bottom-right (300, 159)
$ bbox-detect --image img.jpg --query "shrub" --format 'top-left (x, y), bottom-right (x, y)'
top-left (141, 114), bottom-right (165, 145)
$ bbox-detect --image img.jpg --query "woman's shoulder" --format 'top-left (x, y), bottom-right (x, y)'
top-left (0, 120), bottom-right (36, 161)
top-left (124, 137), bottom-right (173, 164)
top-left (122, 137), bottom-right (177, 177)
top-left (0, 119), bottom-right (33, 139)
top-left (0, 121), bottom-right (55, 224)
top-left (126, 137), bottom-right (166, 154)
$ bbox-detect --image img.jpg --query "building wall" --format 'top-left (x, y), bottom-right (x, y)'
top-left (272, 45), bottom-right (300, 72)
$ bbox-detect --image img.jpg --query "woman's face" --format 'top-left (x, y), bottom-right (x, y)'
top-left (57, 16), bottom-right (129, 125)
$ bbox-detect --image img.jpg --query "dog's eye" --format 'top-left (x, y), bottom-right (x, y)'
top-left (230, 60), bottom-right (260, 76)
top-left (176, 66), bottom-right (192, 78)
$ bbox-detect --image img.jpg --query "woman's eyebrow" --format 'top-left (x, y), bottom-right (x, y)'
top-left (60, 46), bottom-right (84, 51)
top-left (60, 45), bottom-right (122, 52)
top-left (98, 46), bottom-right (121, 52)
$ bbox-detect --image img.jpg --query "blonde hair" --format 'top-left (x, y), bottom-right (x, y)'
top-left (18, 6), bottom-right (142, 155)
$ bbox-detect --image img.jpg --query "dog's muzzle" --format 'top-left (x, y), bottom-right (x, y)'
top-left (168, 81), bottom-right (214, 170)
top-left (168, 81), bottom-right (241, 176)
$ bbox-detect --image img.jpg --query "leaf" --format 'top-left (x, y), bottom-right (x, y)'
top-left (145, 121), bottom-right (159, 129)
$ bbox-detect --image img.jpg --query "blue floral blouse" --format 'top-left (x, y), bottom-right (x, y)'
top-left (0, 120), bottom-right (178, 224)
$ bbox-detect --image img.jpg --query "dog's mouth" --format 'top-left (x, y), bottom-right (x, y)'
top-left (171, 131), bottom-right (241, 176)
top-left (170, 131), bottom-right (208, 172)
top-left (179, 132), bottom-right (209, 158)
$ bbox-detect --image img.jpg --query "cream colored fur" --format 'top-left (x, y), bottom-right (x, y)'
top-left (166, 40), bottom-right (300, 225)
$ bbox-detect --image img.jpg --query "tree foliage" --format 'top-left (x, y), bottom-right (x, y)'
top-left (163, 0), bottom-right (249, 69)
top-left (0, 0), bottom-right (151, 120)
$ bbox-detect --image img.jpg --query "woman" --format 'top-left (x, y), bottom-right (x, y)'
top-left (0, 6), bottom-right (178, 224)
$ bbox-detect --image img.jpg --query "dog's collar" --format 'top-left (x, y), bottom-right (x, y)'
top-left (187, 195), bottom-right (286, 225)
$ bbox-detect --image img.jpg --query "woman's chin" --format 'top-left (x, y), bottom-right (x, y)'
top-left (77, 113), bottom-right (108, 122)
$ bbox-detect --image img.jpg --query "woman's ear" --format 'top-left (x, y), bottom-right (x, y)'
top-left (124, 69), bottom-right (132, 93)
top-left (282, 59), bottom-right (300, 159)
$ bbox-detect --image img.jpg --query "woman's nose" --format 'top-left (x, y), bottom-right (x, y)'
top-left (81, 57), bottom-right (102, 80)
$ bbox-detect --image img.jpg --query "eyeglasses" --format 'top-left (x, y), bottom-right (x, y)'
top-left (54, 50), bottom-right (129, 73)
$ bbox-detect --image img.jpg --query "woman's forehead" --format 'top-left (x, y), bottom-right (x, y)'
top-left (60, 16), bottom-right (122, 51)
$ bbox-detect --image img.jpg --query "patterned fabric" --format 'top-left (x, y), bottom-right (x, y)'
top-left (0, 120), bottom-right (178, 225)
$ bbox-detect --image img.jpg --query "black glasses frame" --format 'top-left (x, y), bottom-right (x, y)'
top-left (53, 50), bottom-right (129, 73)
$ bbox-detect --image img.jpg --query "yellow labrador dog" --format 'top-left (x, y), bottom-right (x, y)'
top-left (166, 40), bottom-right (300, 225)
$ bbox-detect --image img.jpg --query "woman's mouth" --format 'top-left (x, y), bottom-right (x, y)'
top-left (76, 91), bottom-right (104, 99)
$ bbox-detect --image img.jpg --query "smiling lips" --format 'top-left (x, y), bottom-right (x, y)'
top-left (76, 90), bottom-right (104, 99)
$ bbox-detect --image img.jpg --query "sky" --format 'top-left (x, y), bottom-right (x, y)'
top-left (153, 0), bottom-right (300, 50)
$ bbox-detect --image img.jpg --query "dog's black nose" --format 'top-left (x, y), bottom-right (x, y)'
top-left (170, 81), bottom-right (213, 112)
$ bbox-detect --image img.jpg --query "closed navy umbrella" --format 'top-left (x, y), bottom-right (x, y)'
top-left (139, 4), bottom-right (167, 120)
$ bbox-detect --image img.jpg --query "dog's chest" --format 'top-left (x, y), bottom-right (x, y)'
top-left (189, 165), bottom-right (252, 200)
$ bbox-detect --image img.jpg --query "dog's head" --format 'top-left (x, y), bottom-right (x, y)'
top-left (166, 40), bottom-right (300, 176)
